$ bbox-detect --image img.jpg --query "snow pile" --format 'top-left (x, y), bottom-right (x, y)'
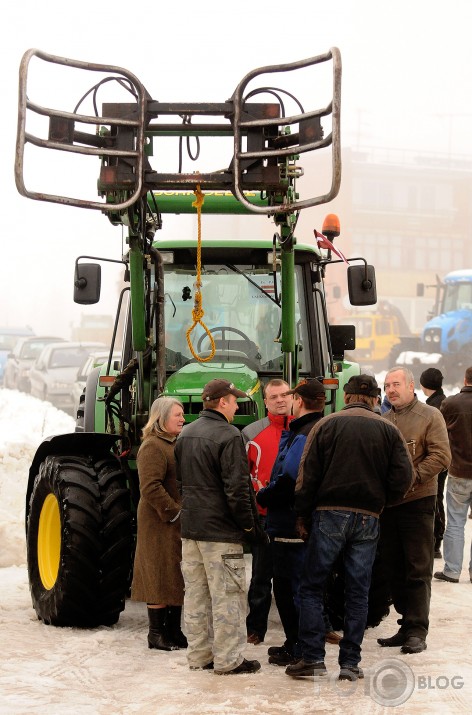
top-left (1, 387), bottom-right (472, 714)
top-left (0, 389), bottom-right (75, 567)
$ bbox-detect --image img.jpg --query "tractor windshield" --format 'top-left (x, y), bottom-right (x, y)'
top-left (443, 282), bottom-right (472, 313)
top-left (163, 263), bottom-right (308, 374)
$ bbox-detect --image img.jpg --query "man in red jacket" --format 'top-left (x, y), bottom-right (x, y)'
top-left (242, 379), bottom-right (293, 645)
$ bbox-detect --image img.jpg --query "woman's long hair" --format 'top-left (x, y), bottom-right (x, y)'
top-left (141, 396), bottom-right (184, 441)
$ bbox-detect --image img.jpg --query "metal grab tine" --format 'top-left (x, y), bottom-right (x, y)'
top-left (231, 48), bottom-right (342, 215)
top-left (15, 48), bottom-right (148, 211)
top-left (15, 48), bottom-right (341, 217)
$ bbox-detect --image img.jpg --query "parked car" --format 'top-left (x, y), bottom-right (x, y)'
top-left (72, 350), bottom-right (121, 416)
top-left (0, 326), bottom-right (35, 384)
top-left (29, 341), bottom-right (106, 413)
top-left (3, 336), bottom-right (66, 392)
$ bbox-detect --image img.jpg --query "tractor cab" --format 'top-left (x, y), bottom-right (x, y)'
top-left (158, 239), bottom-right (338, 424)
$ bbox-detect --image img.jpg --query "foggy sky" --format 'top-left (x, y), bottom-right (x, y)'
top-left (2, 0), bottom-right (472, 339)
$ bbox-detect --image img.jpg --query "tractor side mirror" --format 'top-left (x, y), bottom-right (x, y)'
top-left (347, 265), bottom-right (377, 306)
top-left (74, 262), bottom-right (101, 305)
top-left (417, 283), bottom-right (425, 297)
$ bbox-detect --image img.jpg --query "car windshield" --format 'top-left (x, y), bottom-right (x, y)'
top-left (163, 263), bottom-right (307, 373)
top-left (21, 341), bottom-right (56, 360)
top-left (0, 334), bottom-right (28, 351)
top-left (49, 348), bottom-right (92, 369)
top-left (78, 353), bottom-right (119, 379)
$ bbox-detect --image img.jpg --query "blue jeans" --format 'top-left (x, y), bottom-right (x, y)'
top-left (443, 475), bottom-right (472, 580)
top-left (298, 510), bottom-right (379, 667)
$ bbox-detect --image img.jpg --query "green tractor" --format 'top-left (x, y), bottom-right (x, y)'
top-left (15, 48), bottom-right (377, 627)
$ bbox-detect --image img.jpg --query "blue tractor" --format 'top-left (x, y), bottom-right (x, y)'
top-left (395, 269), bottom-right (472, 384)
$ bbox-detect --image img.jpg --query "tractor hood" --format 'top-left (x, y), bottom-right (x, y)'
top-left (163, 361), bottom-right (262, 425)
top-left (164, 361), bottom-right (259, 398)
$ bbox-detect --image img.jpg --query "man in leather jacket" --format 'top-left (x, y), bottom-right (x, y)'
top-left (175, 378), bottom-right (265, 675)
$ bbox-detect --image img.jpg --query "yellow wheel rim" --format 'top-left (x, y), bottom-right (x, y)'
top-left (37, 493), bottom-right (61, 590)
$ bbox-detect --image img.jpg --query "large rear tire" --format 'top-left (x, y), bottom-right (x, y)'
top-left (27, 454), bottom-right (133, 627)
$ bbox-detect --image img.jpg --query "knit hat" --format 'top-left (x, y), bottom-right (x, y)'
top-left (343, 374), bottom-right (381, 397)
top-left (202, 379), bottom-right (247, 401)
top-left (420, 368), bottom-right (443, 391)
top-left (285, 379), bottom-right (326, 399)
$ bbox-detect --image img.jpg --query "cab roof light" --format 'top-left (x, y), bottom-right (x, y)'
top-left (322, 214), bottom-right (340, 238)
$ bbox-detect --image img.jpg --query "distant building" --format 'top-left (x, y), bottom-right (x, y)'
top-left (303, 146), bottom-right (472, 332)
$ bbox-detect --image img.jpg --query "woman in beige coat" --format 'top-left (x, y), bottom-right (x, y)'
top-left (131, 396), bottom-right (186, 650)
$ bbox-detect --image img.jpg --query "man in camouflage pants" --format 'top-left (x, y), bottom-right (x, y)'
top-left (175, 379), bottom-right (266, 675)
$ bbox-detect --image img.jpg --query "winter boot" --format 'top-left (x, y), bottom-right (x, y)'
top-left (147, 607), bottom-right (179, 651)
top-left (165, 606), bottom-right (188, 648)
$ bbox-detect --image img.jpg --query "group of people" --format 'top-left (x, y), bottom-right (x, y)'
top-left (129, 364), bottom-right (472, 681)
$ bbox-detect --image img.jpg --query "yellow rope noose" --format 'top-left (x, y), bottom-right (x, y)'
top-left (185, 184), bottom-right (216, 362)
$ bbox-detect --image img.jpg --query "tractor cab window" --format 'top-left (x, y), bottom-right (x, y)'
top-left (443, 282), bottom-right (472, 313)
top-left (163, 263), bottom-right (308, 375)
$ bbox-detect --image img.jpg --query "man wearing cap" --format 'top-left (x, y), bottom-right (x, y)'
top-left (419, 367), bottom-right (448, 558)
top-left (175, 378), bottom-right (264, 675)
top-left (285, 375), bottom-right (413, 682)
top-left (379, 366), bottom-right (450, 655)
top-left (434, 365), bottom-right (472, 584)
top-left (256, 378), bottom-right (328, 667)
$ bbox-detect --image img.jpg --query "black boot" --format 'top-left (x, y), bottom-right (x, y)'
top-left (166, 606), bottom-right (188, 648)
top-left (147, 607), bottom-right (179, 651)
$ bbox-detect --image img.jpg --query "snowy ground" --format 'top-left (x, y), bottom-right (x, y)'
top-left (1, 388), bottom-right (472, 714)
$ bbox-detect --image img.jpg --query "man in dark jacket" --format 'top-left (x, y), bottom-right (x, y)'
top-left (419, 367), bottom-right (448, 558)
top-left (175, 378), bottom-right (263, 675)
top-left (256, 378), bottom-right (329, 666)
top-left (434, 366), bottom-right (472, 584)
top-left (285, 375), bottom-right (413, 682)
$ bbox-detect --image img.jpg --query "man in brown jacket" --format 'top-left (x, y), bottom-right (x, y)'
top-left (379, 366), bottom-right (451, 654)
